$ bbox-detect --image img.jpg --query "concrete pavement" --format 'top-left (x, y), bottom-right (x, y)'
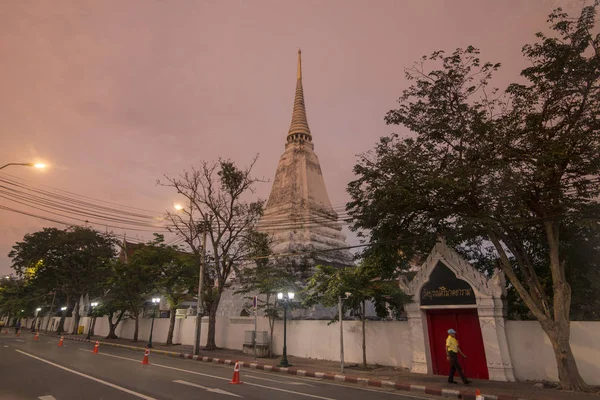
top-left (0, 334), bottom-right (438, 400)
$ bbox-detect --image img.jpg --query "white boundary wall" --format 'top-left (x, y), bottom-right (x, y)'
top-left (505, 321), bottom-right (600, 385)
top-left (20, 316), bottom-right (600, 385)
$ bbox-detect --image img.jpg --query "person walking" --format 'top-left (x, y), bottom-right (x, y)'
top-left (446, 328), bottom-right (471, 384)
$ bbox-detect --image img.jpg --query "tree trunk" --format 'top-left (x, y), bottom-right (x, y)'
top-left (57, 295), bottom-right (70, 334)
top-left (106, 312), bottom-right (117, 339)
top-left (361, 301), bottom-right (367, 369)
top-left (205, 304), bottom-right (218, 350)
top-left (167, 306), bottom-right (176, 345)
top-left (71, 300), bottom-right (81, 335)
top-left (543, 222), bottom-right (590, 391)
top-left (91, 316), bottom-right (97, 336)
top-left (268, 314), bottom-right (275, 358)
top-left (106, 311), bottom-right (124, 339)
top-left (489, 228), bottom-right (591, 392)
top-left (541, 318), bottom-right (589, 391)
top-left (133, 314), bottom-right (139, 342)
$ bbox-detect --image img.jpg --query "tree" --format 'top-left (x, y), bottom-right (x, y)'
top-left (348, 4), bottom-right (599, 391)
top-left (130, 234), bottom-right (197, 345)
top-left (0, 277), bottom-right (45, 326)
top-left (235, 231), bottom-right (309, 357)
top-left (460, 224), bottom-right (600, 321)
top-left (160, 158), bottom-right (264, 350)
top-left (303, 263), bottom-right (409, 369)
top-left (9, 227), bottom-right (116, 334)
top-left (96, 298), bottom-right (126, 340)
top-left (106, 257), bottom-right (155, 341)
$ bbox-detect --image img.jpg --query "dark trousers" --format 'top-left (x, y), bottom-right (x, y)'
top-left (448, 352), bottom-right (467, 382)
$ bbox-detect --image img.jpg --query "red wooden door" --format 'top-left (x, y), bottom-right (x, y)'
top-left (426, 309), bottom-right (489, 380)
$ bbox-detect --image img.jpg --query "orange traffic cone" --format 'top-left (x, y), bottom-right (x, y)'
top-left (34, 333), bottom-right (39, 341)
top-left (93, 341), bottom-right (99, 354)
top-left (475, 388), bottom-right (484, 400)
top-left (58, 336), bottom-right (64, 347)
top-left (229, 361), bottom-right (243, 384)
top-left (141, 348), bottom-right (150, 365)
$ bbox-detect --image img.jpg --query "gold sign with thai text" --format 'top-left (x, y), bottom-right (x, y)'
top-left (420, 263), bottom-right (476, 306)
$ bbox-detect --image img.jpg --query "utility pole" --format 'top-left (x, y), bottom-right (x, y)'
top-left (339, 295), bottom-right (344, 373)
top-left (193, 214), bottom-right (209, 356)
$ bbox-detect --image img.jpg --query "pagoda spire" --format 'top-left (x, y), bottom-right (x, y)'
top-left (287, 49), bottom-right (312, 143)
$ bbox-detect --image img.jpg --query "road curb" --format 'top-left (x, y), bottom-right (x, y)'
top-left (56, 335), bottom-right (529, 400)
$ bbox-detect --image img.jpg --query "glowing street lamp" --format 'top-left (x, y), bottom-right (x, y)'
top-left (60, 307), bottom-right (67, 311)
top-left (147, 297), bottom-right (161, 348)
top-left (0, 162), bottom-right (47, 171)
top-left (277, 292), bottom-right (295, 367)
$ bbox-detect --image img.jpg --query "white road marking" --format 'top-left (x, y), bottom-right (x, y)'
top-left (16, 339), bottom-right (24, 342)
top-left (3, 345), bottom-right (8, 348)
top-left (38, 396), bottom-right (57, 400)
top-left (245, 374), bottom-right (313, 386)
top-left (173, 380), bottom-right (242, 397)
top-left (81, 349), bottom-right (335, 400)
top-left (77, 348), bottom-right (429, 399)
top-left (15, 350), bottom-right (157, 400)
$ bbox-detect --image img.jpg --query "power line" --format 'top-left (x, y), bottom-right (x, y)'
top-left (2, 167), bottom-right (597, 240)
top-left (0, 171), bottom-right (160, 214)
top-left (0, 204), bottom-right (167, 233)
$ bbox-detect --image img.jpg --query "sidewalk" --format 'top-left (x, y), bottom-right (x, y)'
top-left (54, 333), bottom-right (599, 400)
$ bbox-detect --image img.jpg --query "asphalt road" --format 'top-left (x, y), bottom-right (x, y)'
top-left (0, 334), bottom-right (437, 400)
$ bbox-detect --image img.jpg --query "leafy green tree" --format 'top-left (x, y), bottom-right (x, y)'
top-left (303, 263), bottom-right (409, 368)
top-left (348, 4), bottom-right (599, 391)
top-left (9, 227), bottom-right (116, 334)
top-left (0, 277), bottom-right (45, 327)
top-left (95, 297), bottom-right (127, 340)
top-left (161, 157), bottom-right (264, 350)
top-left (106, 258), bottom-right (156, 341)
top-left (130, 234), bottom-right (197, 345)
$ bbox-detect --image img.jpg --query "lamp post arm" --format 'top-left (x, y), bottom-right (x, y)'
top-left (0, 163), bottom-right (30, 170)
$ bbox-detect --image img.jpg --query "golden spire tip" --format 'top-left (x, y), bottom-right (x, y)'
top-left (297, 49), bottom-right (302, 80)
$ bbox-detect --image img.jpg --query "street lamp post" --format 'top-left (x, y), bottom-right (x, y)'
top-left (194, 214), bottom-right (209, 356)
top-left (277, 292), bottom-right (295, 367)
top-left (147, 297), bottom-right (160, 348)
top-left (0, 163), bottom-right (46, 171)
top-left (86, 302), bottom-right (99, 340)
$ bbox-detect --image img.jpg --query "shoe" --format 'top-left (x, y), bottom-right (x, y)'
top-left (448, 380), bottom-right (458, 384)
top-left (463, 380), bottom-right (471, 384)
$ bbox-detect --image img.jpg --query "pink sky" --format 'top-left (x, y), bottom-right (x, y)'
top-left (0, 0), bottom-right (587, 274)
